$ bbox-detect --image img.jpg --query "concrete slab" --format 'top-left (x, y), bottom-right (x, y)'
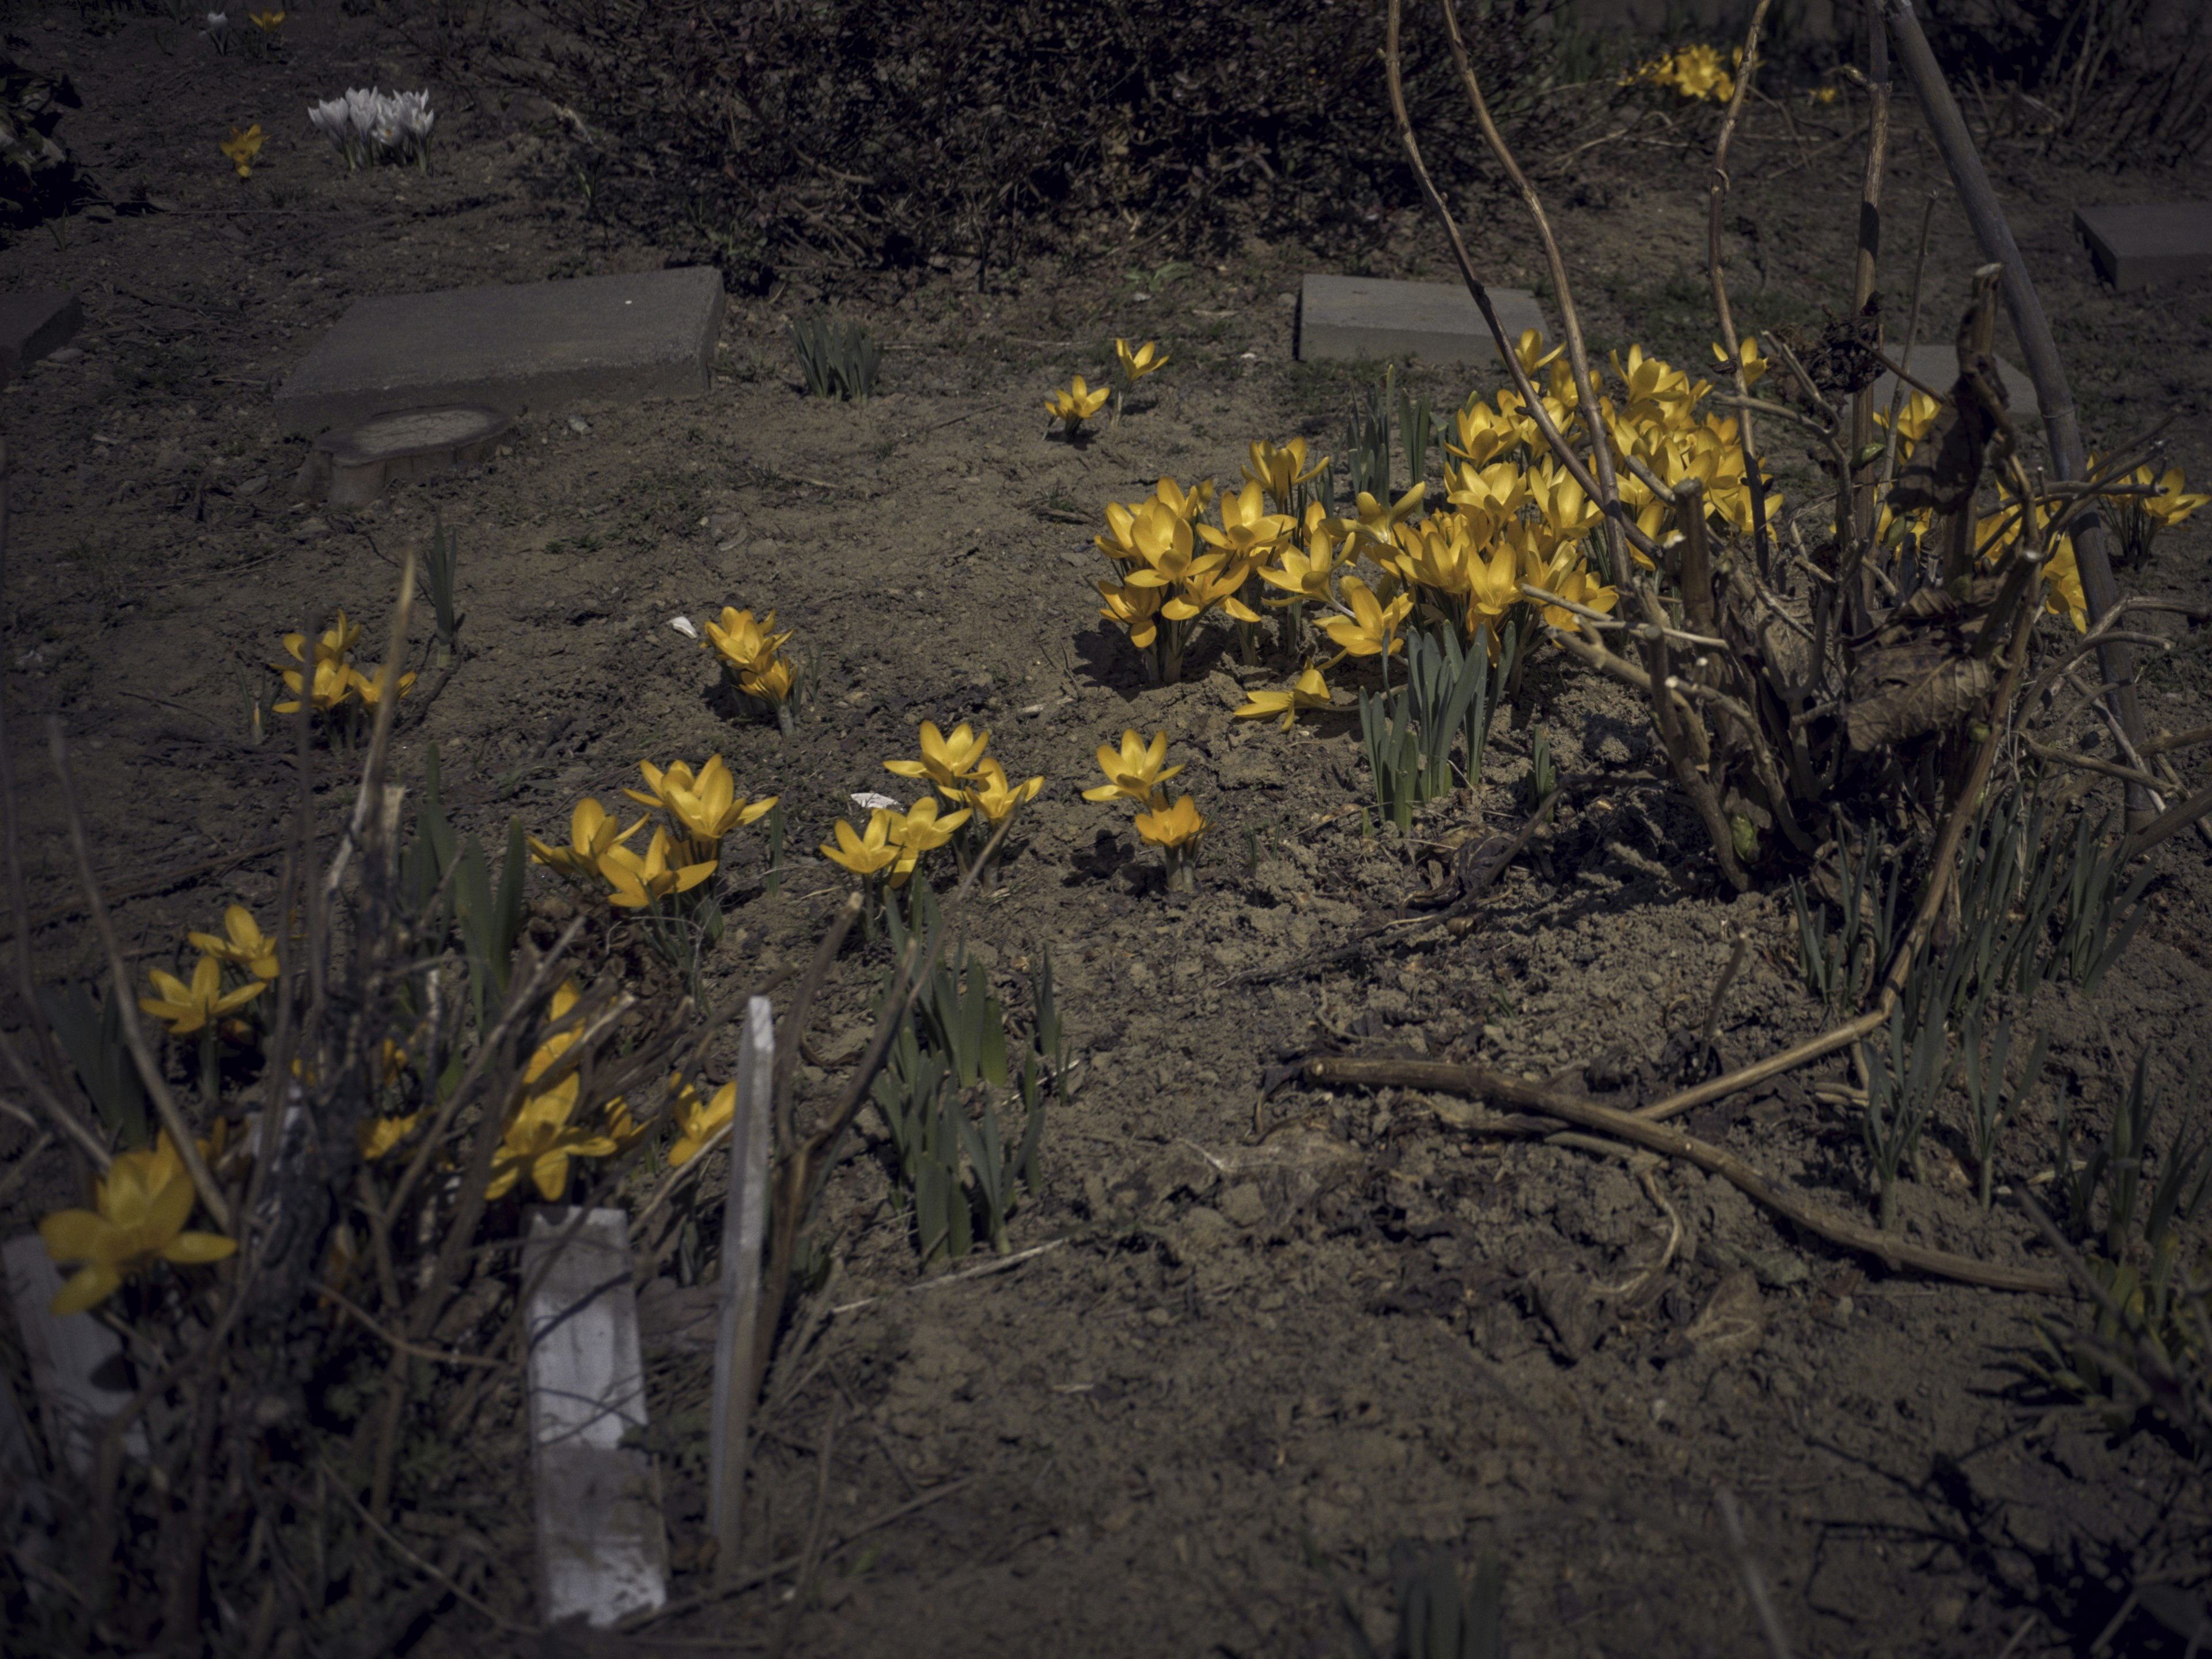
top-left (0, 290), bottom-right (81, 386)
top-left (1867, 343), bottom-right (2040, 419)
top-left (1298, 274), bottom-right (1550, 370)
top-left (524, 1207), bottom-right (666, 1628)
top-left (2074, 202), bottom-right (2212, 291)
top-left (275, 267), bottom-right (725, 435)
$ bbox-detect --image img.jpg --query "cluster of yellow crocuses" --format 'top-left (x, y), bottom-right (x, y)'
top-left (1874, 392), bottom-right (2207, 630)
top-left (1623, 43), bottom-right (1741, 104)
top-left (702, 606), bottom-right (800, 723)
top-left (357, 980), bottom-right (741, 1204)
top-left (1085, 728), bottom-right (1207, 889)
top-left (1048, 338), bottom-right (1168, 437)
top-left (267, 609), bottom-right (416, 725)
top-left (1092, 330), bottom-right (1790, 722)
top-left (823, 721), bottom-right (1044, 888)
top-left (138, 904), bottom-right (281, 1037)
top-left (530, 754), bottom-right (777, 910)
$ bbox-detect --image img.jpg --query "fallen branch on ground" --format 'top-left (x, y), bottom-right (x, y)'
top-left (1302, 1055), bottom-right (2066, 1294)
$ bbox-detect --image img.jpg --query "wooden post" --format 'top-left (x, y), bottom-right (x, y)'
top-left (522, 1206), bottom-right (667, 1627)
top-left (709, 994), bottom-right (775, 1582)
top-left (2, 1235), bottom-right (147, 1475)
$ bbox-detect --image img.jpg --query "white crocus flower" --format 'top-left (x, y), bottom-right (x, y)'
top-left (307, 97), bottom-right (348, 150)
top-left (389, 89), bottom-right (435, 167)
top-left (202, 10), bottom-right (231, 50)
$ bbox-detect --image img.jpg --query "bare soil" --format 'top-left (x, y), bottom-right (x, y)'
top-left (5, 5), bottom-right (2212, 1656)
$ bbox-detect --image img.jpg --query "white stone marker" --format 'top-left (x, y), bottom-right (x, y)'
top-left (708, 994), bottom-right (775, 1581)
top-left (2, 1234), bottom-right (147, 1475)
top-left (523, 1207), bottom-right (668, 1627)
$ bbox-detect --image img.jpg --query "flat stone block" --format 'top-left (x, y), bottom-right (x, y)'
top-left (1866, 343), bottom-right (2039, 419)
top-left (0, 290), bottom-right (81, 385)
top-left (275, 267), bottom-right (725, 435)
top-left (1298, 274), bottom-right (1550, 370)
top-left (2074, 202), bottom-right (2212, 291)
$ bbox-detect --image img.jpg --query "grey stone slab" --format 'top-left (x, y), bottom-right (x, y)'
top-left (275, 267), bottom-right (725, 435)
top-left (524, 1207), bottom-right (666, 1628)
top-left (1866, 343), bottom-right (2040, 419)
top-left (0, 290), bottom-right (81, 385)
top-left (2074, 202), bottom-right (2212, 291)
top-left (1298, 274), bottom-right (1550, 370)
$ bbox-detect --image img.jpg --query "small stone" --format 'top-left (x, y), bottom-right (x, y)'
top-left (44, 346), bottom-right (82, 365)
top-left (295, 516), bottom-right (331, 539)
top-left (237, 474), bottom-right (270, 497)
top-left (567, 414), bottom-right (592, 434)
top-left (1220, 1183), bottom-right (1266, 1228)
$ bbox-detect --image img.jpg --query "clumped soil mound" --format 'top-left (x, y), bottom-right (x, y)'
top-left (2, 4), bottom-right (2210, 1656)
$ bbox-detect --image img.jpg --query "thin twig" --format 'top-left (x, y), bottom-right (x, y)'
top-left (1708, 0), bottom-right (1778, 575)
top-left (313, 1281), bottom-right (509, 1370)
top-left (621, 1474), bottom-right (980, 1633)
top-left (767, 1399), bottom-right (839, 1659)
top-left (321, 1460), bottom-right (537, 1634)
top-left (828, 1238), bottom-right (1069, 1316)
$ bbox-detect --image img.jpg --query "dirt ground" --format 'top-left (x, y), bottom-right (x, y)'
top-left (3, 3), bottom-right (2211, 1655)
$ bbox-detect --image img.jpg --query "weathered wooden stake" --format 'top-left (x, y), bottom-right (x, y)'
top-left (523, 1206), bottom-right (667, 1627)
top-left (709, 994), bottom-right (775, 1583)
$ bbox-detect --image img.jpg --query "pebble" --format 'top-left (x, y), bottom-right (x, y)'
top-left (567, 414), bottom-right (592, 434)
top-left (295, 517), bottom-right (331, 539)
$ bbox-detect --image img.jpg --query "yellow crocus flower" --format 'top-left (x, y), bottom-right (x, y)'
top-left (625, 756), bottom-right (775, 850)
top-left (38, 1133), bottom-right (237, 1315)
top-left (358, 1113), bottom-right (421, 1161)
top-left (668, 1077), bottom-right (736, 1167)
top-left (1098, 576), bottom-right (1167, 650)
top-left (600, 828), bottom-right (717, 910)
top-left (189, 904), bottom-right (280, 980)
top-left (1084, 729), bottom-right (1184, 805)
top-left (822, 809), bottom-right (899, 880)
top-left (963, 759), bottom-right (1045, 827)
top-left (884, 722), bottom-right (992, 796)
top-left (1199, 478), bottom-right (1293, 560)
top-left (1320, 574), bottom-right (1411, 662)
top-left (528, 797), bottom-right (646, 882)
top-left (274, 657), bottom-right (354, 716)
top-left (888, 798), bottom-right (971, 885)
top-left (219, 124), bottom-right (266, 179)
top-left (1115, 339), bottom-right (1168, 384)
top-left (1046, 376), bottom-right (1109, 434)
top-left (347, 662), bottom-right (417, 712)
top-left (1153, 476), bottom-right (1215, 522)
top-left (1134, 790), bottom-right (1207, 850)
top-left (1242, 437), bottom-right (1326, 509)
top-left (703, 606), bottom-right (793, 676)
top-left (141, 954), bottom-right (264, 1037)
top-left (1257, 513), bottom-right (1342, 608)
top-left (1234, 664), bottom-right (1338, 732)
